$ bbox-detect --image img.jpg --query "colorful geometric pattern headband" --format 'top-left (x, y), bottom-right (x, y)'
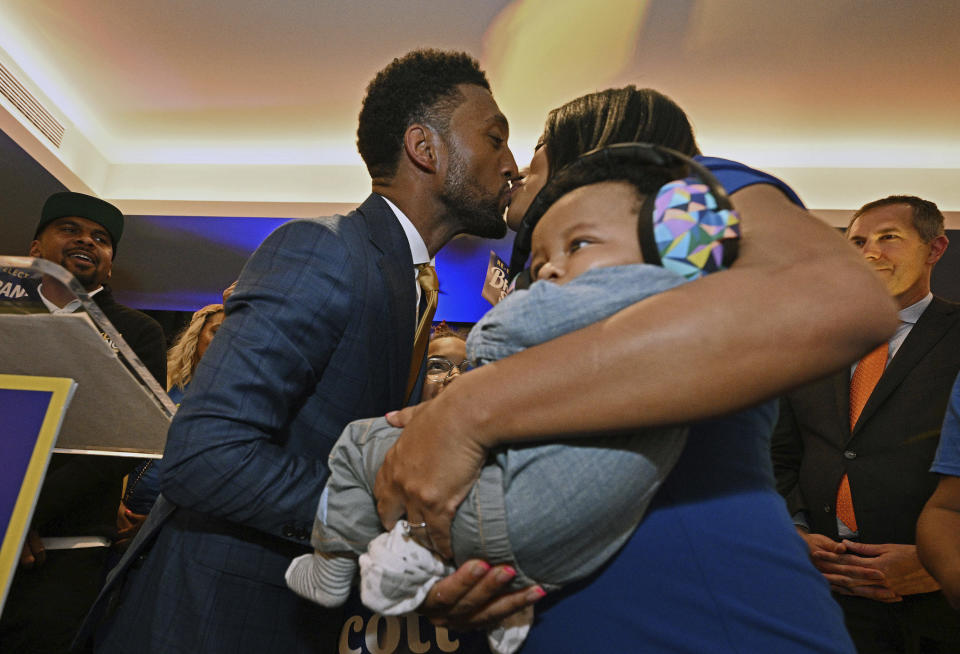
top-left (651, 178), bottom-right (741, 280)
top-left (509, 143), bottom-right (740, 282)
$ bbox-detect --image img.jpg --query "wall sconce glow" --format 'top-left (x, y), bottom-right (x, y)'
top-left (483, 0), bottom-right (651, 138)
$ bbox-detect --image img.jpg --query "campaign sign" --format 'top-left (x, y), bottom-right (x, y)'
top-left (0, 375), bottom-right (76, 613)
top-left (481, 251), bottom-right (510, 307)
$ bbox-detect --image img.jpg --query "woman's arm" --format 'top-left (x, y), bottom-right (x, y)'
top-left (376, 183), bottom-right (900, 558)
top-left (917, 477), bottom-right (960, 610)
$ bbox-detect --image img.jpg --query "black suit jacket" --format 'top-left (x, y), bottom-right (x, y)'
top-left (91, 285), bottom-right (166, 386)
top-left (772, 296), bottom-right (960, 543)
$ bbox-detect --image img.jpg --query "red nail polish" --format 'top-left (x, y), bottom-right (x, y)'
top-left (471, 561), bottom-right (491, 577)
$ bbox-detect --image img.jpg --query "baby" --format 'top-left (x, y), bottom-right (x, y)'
top-left (287, 149), bottom-right (740, 653)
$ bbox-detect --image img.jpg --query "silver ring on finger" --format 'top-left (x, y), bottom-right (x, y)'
top-left (403, 520), bottom-right (428, 534)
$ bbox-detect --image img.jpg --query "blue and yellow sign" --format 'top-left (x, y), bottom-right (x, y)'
top-left (0, 374), bottom-right (75, 612)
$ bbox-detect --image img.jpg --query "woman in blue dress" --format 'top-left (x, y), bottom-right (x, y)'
top-left (374, 87), bottom-right (899, 653)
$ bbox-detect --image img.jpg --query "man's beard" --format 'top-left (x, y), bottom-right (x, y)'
top-left (438, 148), bottom-right (508, 240)
top-left (60, 255), bottom-right (100, 290)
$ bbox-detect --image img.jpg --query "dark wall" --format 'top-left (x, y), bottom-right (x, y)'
top-left (933, 242), bottom-right (960, 303)
top-left (0, 128), bottom-right (69, 248)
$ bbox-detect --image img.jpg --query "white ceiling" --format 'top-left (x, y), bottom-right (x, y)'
top-left (0, 0), bottom-right (958, 217)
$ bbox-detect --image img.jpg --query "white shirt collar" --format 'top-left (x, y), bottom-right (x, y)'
top-left (867, 291), bottom-right (934, 367)
top-left (38, 283), bottom-right (102, 314)
top-left (898, 292), bottom-right (933, 325)
top-left (379, 195), bottom-right (432, 267)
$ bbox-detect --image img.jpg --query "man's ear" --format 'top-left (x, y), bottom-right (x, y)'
top-left (404, 124), bottom-right (441, 174)
top-left (28, 239), bottom-right (41, 258)
top-left (928, 234), bottom-right (949, 265)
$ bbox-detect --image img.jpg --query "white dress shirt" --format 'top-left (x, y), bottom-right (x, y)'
top-left (38, 283), bottom-right (103, 314)
top-left (379, 195), bottom-right (435, 312)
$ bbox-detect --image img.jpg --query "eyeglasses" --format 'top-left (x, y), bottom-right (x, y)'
top-left (425, 356), bottom-right (471, 383)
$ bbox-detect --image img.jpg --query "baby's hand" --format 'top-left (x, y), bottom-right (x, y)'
top-left (385, 404), bottom-right (425, 428)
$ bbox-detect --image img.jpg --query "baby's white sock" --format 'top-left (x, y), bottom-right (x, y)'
top-left (285, 551), bottom-right (356, 607)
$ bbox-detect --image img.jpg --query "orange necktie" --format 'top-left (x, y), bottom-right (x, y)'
top-left (837, 342), bottom-right (888, 531)
top-left (405, 264), bottom-right (438, 403)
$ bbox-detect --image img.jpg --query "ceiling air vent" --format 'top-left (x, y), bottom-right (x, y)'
top-left (0, 61), bottom-right (64, 148)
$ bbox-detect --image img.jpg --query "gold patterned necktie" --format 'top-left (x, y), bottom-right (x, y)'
top-left (405, 264), bottom-right (438, 402)
top-left (837, 342), bottom-right (888, 531)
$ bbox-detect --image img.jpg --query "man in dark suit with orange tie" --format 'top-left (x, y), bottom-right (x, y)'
top-left (772, 195), bottom-right (960, 652)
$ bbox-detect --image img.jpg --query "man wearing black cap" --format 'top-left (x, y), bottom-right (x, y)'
top-left (0, 191), bottom-right (166, 653)
top-left (28, 191), bottom-right (166, 382)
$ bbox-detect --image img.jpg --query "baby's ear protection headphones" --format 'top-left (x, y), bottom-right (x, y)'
top-left (508, 142), bottom-right (741, 285)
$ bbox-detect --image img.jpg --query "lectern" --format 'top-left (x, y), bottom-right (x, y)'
top-left (0, 256), bottom-right (174, 613)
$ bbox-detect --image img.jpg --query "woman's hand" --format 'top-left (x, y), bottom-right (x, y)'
top-left (19, 529), bottom-right (45, 569)
top-left (114, 502), bottom-right (148, 552)
top-left (374, 394), bottom-right (489, 560)
top-left (419, 560), bottom-right (545, 629)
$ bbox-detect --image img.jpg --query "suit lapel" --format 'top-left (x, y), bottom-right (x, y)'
top-left (853, 297), bottom-right (959, 435)
top-left (356, 194), bottom-right (416, 409)
top-left (830, 371), bottom-right (852, 444)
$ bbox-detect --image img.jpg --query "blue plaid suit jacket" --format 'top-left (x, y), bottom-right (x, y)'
top-left (82, 195), bottom-right (424, 653)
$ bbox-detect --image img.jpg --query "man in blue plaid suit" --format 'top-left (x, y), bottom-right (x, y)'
top-left (82, 49), bottom-right (518, 653)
